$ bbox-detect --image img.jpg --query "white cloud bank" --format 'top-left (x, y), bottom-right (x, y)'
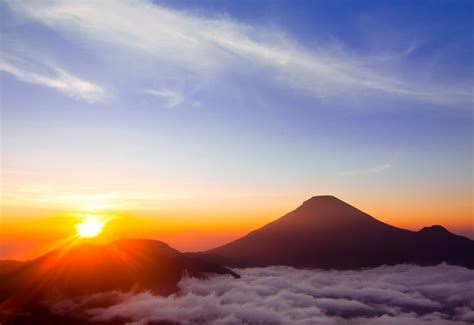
top-left (51, 263), bottom-right (474, 324)
top-left (0, 59), bottom-right (105, 103)
top-left (6, 0), bottom-right (473, 106)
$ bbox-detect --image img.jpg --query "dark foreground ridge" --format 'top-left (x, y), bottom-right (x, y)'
top-left (0, 239), bottom-right (238, 323)
top-left (202, 195), bottom-right (474, 269)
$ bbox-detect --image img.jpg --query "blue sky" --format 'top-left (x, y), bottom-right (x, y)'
top-left (1, 0), bottom-right (473, 241)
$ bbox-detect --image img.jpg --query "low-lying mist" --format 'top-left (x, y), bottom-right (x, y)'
top-left (51, 263), bottom-right (474, 324)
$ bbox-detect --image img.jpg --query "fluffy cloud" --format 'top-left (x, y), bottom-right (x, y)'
top-left (0, 59), bottom-right (105, 103)
top-left (6, 0), bottom-right (472, 106)
top-left (51, 263), bottom-right (474, 324)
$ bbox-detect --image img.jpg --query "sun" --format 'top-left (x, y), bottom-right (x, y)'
top-left (76, 215), bottom-right (105, 238)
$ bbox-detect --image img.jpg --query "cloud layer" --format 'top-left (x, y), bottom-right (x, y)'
top-left (51, 263), bottom-right (474, 324)
top-left (5, 0), bottom-right (473, 106)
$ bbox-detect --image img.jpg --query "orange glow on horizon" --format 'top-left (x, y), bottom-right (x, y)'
top-left (1, 190), bottom-right (472, 261)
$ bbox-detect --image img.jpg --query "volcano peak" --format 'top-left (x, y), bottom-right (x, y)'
top-left (303, 195), bottom-right (340, 204)
top-left (205, 197), bottom-right (474, 269)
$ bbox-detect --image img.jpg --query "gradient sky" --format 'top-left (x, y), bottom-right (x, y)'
top-left (1, 0), bottom-right (473, 259)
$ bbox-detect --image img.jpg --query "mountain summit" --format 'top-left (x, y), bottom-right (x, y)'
top-left (204, 196), bottom-right (474, 269)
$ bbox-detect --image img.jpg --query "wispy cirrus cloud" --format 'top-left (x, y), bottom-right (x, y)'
top-left (338, 163), bottom-right (391, 176)
top-left (145, 88), bottom-right (184, 108)
top-left (0, 59), bottom-right (105, 103)
top-left (6, 0), bottom-right (472, 106)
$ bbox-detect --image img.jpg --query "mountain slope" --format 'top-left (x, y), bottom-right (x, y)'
top-left (204, 196), bottom-right (474, 269)
top-left (0, 239), bottom-right (238, 314)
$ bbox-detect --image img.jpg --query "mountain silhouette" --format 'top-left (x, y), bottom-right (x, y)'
top-left (0, 239), bottom-right (238, 322)
top-left (203, 195), bottom-right (474, 269)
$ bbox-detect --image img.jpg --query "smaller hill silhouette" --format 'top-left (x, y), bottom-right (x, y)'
top-left (0, 239), bottom-right (238, 322)
top-left (203, 195), bottom-right (474, 269)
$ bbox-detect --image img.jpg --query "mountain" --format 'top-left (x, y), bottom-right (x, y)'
top-left (203, 195), bottom-right (474, 269)
top-left (0, 239), bottom-right (238, 322)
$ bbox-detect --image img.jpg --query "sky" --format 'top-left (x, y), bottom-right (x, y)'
top-left (0, 0), bottom-right (473, 259)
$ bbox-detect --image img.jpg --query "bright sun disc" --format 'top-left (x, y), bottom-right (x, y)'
top-left (76, 218), bottom-right (104, 238)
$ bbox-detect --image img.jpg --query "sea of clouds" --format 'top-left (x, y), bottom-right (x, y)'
top-left (52, 263), bottom-right (474, 324)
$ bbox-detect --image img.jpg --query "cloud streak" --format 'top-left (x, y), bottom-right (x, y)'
top-left (0, 59), bottom-right (105, 103)
top-left (7, 0), bottom-right (472, 106)
top-left (50, 263), bottom-right (474, 324)
top-left (145, 88), bottom-right (184, 108)
top-left (338, 163), bottom-right (391, 176)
